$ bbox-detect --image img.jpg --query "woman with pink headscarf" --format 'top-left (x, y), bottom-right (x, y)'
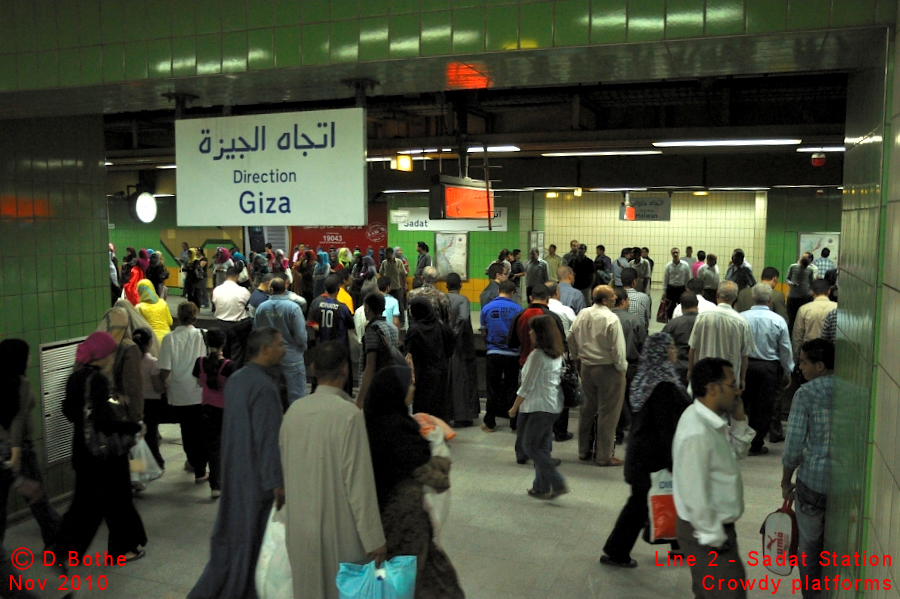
top-left (212, 247), bottom-right (234, 289)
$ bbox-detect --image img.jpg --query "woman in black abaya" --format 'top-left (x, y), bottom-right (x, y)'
top-left (404, 298), bottom-right (456, 422)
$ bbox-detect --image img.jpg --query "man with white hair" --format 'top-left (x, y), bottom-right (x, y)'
top-left (688, 281), bottom-right (755, 394)
top-left (740, 283), bottom-right (794, 456)
top-left (407, 265), bottom-right (450, 323)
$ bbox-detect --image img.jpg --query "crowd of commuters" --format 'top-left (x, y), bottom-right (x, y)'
top-left (0, 237), bottom-right (839, 599)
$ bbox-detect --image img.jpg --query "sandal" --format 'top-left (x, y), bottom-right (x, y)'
top-left (122, 549), bottom-right (146, 563)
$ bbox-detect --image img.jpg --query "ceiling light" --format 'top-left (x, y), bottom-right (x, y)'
top-left (104, 161), bottom-right (113, 166)
top-left (589, 187), bottom-right (648, 192)
top-left (156, 164), bottom-right (177, 169)
top-left (573, 188), bottom-right (583, 197)
top-left (467, 145), bottom-right (520, 153)
top-left (693, 191), bottom-right (709, 196)
top-left (152, 193), bottom-right (175, 198)
top-left (391, 155), bottom-right (413, 172)
top-left (129, 191), bottom-right (157, 223)
top-left (382, 189), bottom-right (429, 194)
top-left (367, 157), bottom-right (391, 162)
top-left (709, 187), bottom-right (770, 191)
top-left (541, 150), bottom-right (662, 157)
top-left (796, 146), bottom-right (846, 152)
top-left (652, 139), bottom-right (802, 148)
top-left (546, 192), bottom-right (559, 198)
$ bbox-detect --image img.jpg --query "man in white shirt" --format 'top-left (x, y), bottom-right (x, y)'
top-left (213, 266), bottom-right (253, 365)
top-left (672, 278), bottom-right (716, 318)
top-left (567, 285), bottom-right (627, 467)
top-left (673, 357), bottom-right (754, 598)
top-left (696, 254), bottom-right (720, 304)
top-left (688, 281), bottom-right (755, 392)
top-left (159, 301), bottom-right (209, 482)
top-left (663, 248), bottom-right (692, 320)
top-left (546, 282), bottom-right (576, 336)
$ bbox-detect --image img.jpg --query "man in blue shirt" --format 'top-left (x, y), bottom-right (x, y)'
top-left (254, 277), bottom-right (308, 402)
top-left (782, 339), bottom-right (834, 599)
top-left (556, 266), bottom-right (586, 314)
top-left (480, 280), bottom-right (522, 432)
top-left (740, 283), bottom-right (794, 456)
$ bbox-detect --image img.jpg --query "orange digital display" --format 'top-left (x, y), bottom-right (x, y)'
top-left (445, 186), bottom-right (494, 218)
top-left (446, 62), bottom-right (492, 90)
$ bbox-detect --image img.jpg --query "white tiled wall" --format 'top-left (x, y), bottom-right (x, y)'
top-left (544, 191), bottom-right (766, 289)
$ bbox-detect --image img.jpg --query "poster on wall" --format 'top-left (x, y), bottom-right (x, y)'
top-left (290, 203), bottom-right (387, 253)
top-left (435, 232), bottom-right (468, 281)
top-left (175, 108), bottom-right (366, 226)
top-left (798, 232), bottom-right (840, 264)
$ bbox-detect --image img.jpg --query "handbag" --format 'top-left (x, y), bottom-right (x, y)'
top-left (82, 372), bottom-right (136, 459)
top-left (560, 360), bottom-right (585, 408)
top-left (336, 556), bottom-right (417, 599)
top-left (759, 499), bottom-right (799, 575)
top-left (656, 297), bottom-right (670, 324)
top-left (256, 506), bottom-right (293, 599)
top-left (646, 469), bottom-right (677, 542)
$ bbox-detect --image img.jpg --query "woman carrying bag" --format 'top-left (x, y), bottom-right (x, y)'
top-left (599, 332), bottom-right (691, 568)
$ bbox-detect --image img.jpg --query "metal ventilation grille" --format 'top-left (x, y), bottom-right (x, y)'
top-left (40, 338), bottom-right (84, 466)
top-left (265, 226), bottom-right (289, 253)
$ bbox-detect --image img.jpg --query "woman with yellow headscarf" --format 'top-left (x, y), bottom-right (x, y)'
top-left (135, 280), bottom-right (173, 343)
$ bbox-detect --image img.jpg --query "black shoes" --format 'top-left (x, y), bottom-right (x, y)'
top-left (600, 555), bottom-right (638, 568)
top-left (554, 432), bottom-right (574, 442)
top-left (748, 446), bottom-right (770, 456)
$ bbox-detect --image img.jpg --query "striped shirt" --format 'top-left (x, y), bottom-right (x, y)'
top-left (625, 287), bottom-right (652, 328)
top-left (783, 374), bottom-right (834, 494)
top-left (812, 257), bottom-right (836, 277)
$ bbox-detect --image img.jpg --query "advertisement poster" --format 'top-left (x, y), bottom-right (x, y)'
top-left (290, 203), bottom-right (387, 253)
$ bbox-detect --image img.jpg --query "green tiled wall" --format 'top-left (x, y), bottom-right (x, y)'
top-left (386, 192), bottom-right (522, 311)
top-left (0, 115), bottom-right (108, 506)
top-left (0, 0), bottom-right (896, 92)
top-left (764, 190), bottom-right (842, 283)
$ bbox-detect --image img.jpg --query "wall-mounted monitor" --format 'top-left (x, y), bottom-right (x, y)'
top-left (429, 175), bottom-right (494, 219)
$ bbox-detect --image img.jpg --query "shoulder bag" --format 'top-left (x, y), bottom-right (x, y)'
top-left (82, 371), bottom-right (136, 459)
top-left (560, 359), bottom-right (585, 408)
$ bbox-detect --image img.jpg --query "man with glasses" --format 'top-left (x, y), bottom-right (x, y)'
top-left (673, 358), bottom-right (754, 597)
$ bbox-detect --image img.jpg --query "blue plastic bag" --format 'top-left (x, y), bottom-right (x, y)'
top-left (336, 556), bottom-right (417, 599)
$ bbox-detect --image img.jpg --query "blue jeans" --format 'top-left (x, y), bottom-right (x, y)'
top-left (795, 479), bottom-right (826, 599)
top-left (521, 411), bottom-right (565, 494)
top-left (282, 359), bottom-right (307, 403)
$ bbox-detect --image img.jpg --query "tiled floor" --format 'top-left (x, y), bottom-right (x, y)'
top-left (6, 288), bottom-right (802, 598)
top-left (7, 420), bottom-right (800, 599)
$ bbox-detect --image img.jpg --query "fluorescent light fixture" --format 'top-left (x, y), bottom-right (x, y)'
top-left (104, 161), bottom-right (113, 166)
top-left (541, 150), bottom-right (662, 157)
top-left (652, 139), bottom-right (802, 148)
top-left (796, 146), bottom-right (846, 152)
top-left (693, 191), bottom-right (709, 196)
top-left (152, 193), bottom-right (175, 198)
top-left (467, 145), bottom-right (520, 153)
top-left (546, 192), bottom-right (559, 199)
top-left (589, 187), bottom-right (648, 192)
top-left (367, 157), bottom-right (391, 162)
top-left (156, 164), bottom-right (177, 169)
top-left (391, 155), bottom-right (413, 172)
top-left (709, 187), bottom-right (770, 191)
top-left (574, 187), bottom-right (583, 197)
top-left (382, 189), bottom-right (429, 194)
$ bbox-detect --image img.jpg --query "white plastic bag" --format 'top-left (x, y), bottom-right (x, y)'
top-left (129, 436), bottom-right (163, 483)
top-left (336, 556), bottom-right (416, 599)
top-left (256, 507), bottom-right (293, 599)
top-left (422, 426), bottom-right (451, 547)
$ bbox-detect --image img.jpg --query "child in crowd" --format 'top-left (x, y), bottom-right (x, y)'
top-left (134, 328), bottom-right (167, 470)
top-left (192, 329), bottom-right (236, 499)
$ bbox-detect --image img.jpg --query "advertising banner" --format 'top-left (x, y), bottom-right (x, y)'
top-left (291, 204), bottom-right (388, 252)
top-left (175, 108), bottom-right (366, 226)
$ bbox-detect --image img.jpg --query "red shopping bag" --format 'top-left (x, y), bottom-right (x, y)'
top-left (759, 499), bottom-right (799, 575)
top-left (647, 469), bottom-right (677, 542)
top-left (656, 298), bottom-right (670, 324)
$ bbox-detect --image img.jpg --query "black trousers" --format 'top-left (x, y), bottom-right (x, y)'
top-left (616, 362), bottom-right (639, 441)
top-left (143, 398), bottom-right (169, 469)
top-left (665, 285), bottom-right (686, 319)
top-left (787, 295), bottom-right (812, 333)
top-left (173, 404), bottom-right (208, 476)
top-left (603, 482), bottom-right (651, 562)
top-left (201, 405), bottom-right (223, 491)
top-left (744, 359), bottom-right (782, 451)
top-left (55, 455), bottom-right (147, 559)
top-left (484, 354), bottom-right (519, 429)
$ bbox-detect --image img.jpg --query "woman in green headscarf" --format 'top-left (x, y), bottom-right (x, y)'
top-left (337, 247), bottom-right (353, 270)
top-left (135, 279), bottom-right (174, 343)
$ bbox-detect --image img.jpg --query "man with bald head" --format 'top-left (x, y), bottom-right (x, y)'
top-left (556, 265), bottom-right (586, 314)
top-left (568, 285), bottom-right (628, 466)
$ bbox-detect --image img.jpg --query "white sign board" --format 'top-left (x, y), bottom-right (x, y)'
top-left (175, 108), bottom-right (366, 226)
top-left (618, 196), bottom-right (672, 221)
top-left (390, 210), bottom-right (410, 224)
top-left (396, 207), bottom-right (508, 232)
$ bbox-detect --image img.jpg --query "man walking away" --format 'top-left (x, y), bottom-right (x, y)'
top-left (663, 291), bottom-right (700, 385)
top-left (253, 277), bottom-right (308, 402)
top-left (556, 266), bottom-right (586, 314)
top-left (812, 248), bottom-right (835, 279)
top-left (781, 339), bottom-right (834, 599)
top-left (673, 358), bottom-right (754, 599)
top-left (567, 286), bottom-right (627, 466)
top-left (189, 327), bottom-right (286, 599)
top-left (480, 280), bottom-right (523, 433)
top-left (281, 341), bottom-right (386, 599)
top-left (740, 283), bottom-right (794, 456)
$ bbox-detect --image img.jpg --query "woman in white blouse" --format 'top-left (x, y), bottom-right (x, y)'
top-left (509, 315), bottom-right (567, 500)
